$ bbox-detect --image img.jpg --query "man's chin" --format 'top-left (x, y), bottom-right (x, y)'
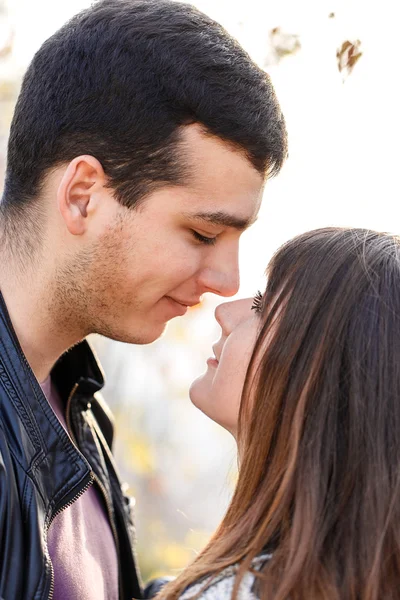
top-left (100, 322), bottom-right (168, 345)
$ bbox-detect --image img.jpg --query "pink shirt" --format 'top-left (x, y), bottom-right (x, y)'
top-left (41, 377), bottom-right (119, 600)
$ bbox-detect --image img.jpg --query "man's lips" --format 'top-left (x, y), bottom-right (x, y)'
top-left (164, 296), bottom-right (201, 316)
top-left (167, 297), bottom-right (201, 308)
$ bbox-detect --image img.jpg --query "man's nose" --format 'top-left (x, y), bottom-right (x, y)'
top-left (197, 257), bottom-right (240, 298)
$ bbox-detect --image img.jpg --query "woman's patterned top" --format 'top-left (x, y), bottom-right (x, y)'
top-left (179, 554), bottom-right (272, 600)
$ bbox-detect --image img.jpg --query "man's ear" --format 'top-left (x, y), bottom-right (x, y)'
top-left (57, 155), bottom-right (106, 236)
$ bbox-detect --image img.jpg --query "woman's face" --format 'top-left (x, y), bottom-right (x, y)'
top-left (189, 297), bottom-right (262, 437)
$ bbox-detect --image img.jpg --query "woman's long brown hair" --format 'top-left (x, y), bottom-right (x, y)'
top-left (158, 228), bottom-right (400, 599)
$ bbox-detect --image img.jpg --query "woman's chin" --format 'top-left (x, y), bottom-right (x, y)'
top-left (189, 375), bottom-right (217, 420)
top-left (189, 378), bottom-right (236, 436)
top-left (188, 376), bottom-right (206, 410)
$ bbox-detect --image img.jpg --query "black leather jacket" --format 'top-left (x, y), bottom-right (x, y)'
top-left (0, 291), bottom-right (142, 600)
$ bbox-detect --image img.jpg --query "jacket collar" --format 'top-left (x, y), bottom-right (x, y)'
top-left (0, 289), bottom-right (94, 512)
top-left (52, 338), bottom-right (105, 402)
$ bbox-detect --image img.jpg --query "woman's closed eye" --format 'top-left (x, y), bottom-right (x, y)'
top-left (251, 290), bottom-right (263, 313)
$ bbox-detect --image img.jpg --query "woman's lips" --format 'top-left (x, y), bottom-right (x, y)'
top-left (206, 357), bottom-right (219, 368)
top-left (207, 343), bottom-right (221, 368)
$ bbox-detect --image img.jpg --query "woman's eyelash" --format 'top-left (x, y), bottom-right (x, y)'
top-left (251, 290), bottom-right (264, 313)
top-left (192, 230), bottom-right (217, 246)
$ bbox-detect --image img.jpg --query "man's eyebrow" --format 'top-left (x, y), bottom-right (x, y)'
top-left (183, 211), bottom-right (257, 232)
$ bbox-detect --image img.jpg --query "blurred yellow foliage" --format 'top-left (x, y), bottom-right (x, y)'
top-left (125, 435), bottom-right (156, 475)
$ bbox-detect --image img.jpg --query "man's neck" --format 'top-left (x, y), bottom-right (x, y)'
top-left (0, 258), bottom-right (83, 383)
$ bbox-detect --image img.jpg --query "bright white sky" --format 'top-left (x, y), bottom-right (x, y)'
top-left (3, 0), bottom-right (400, 295)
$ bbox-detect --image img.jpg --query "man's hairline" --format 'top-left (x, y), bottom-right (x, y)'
top-left (10, 122), bottom-right (267, 219)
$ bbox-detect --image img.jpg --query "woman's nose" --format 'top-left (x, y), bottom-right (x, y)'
top-left (214, 298), bottom-right (254, 336)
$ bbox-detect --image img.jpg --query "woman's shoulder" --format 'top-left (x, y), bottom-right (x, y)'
top-left (178, 554), bottom-right (272, 600)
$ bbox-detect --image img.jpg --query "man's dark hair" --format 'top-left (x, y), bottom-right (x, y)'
top-left (1, 0), bottom-right (287, 219)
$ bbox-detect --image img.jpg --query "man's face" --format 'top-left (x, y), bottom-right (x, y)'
top-left (58, 126), bottom-right (264, 344)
